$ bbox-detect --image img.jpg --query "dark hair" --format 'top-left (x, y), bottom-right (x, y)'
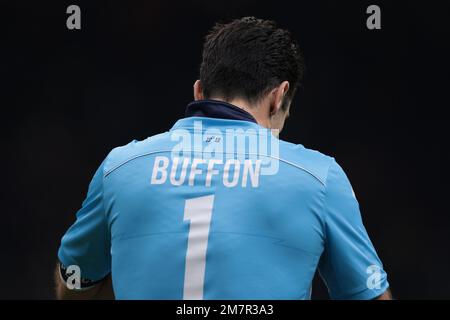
top-left (200, 17), bottom-right (304, 109)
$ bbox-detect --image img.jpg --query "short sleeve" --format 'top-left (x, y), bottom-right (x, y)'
top-left (318, 160), bottom-right (389, 299)
top-left (58, 160), bottom-right (111, 281)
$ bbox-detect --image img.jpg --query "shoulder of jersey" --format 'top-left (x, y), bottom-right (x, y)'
top-left (102, 132), bottom-right (171, 176)
top-left (278, 139), bottom-right (335, 186)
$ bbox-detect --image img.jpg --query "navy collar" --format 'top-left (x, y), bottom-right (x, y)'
top-left (185, 100), bottom-right (257, 123)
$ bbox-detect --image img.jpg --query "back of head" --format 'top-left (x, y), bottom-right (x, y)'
top-left (200, 16), bottom-right (305, 108)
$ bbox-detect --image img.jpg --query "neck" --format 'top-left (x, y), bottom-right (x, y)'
top-left (212, 97), bottom-right (270, 128)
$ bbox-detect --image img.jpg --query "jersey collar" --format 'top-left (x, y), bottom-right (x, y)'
top-left (185, 100), bottom-right (258, 123)
top-left (171, 100), bottom-right (268, 132)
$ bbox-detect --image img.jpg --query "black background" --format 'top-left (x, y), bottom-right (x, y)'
top-left (2, 0), bottom-right (449, 299)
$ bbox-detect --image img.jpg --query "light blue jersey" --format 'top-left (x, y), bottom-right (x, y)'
top-left (58, 100), bottom-right (388, 299)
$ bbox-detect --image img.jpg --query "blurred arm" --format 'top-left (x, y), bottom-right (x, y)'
top-left (375, 289), bottom-right (393, 300)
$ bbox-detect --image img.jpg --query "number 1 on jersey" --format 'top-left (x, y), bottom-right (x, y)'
top-left (183, 194), bottom-right (215, 300)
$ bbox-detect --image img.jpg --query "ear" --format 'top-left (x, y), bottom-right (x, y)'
top-left (193, 80), bottom-right (204, 101)
top-left (269, 81), bottom-right (290, 115)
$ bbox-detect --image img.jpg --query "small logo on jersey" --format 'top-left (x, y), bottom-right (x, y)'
top-left (170, 120), bottom-right (280, 176)
top-left (205, 136), bottom-right (221, 143)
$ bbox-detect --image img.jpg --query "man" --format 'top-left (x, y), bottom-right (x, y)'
top-left (56, 17), bottom-right (391, 300)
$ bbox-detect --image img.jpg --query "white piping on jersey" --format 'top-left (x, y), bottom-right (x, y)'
top-left (270, 155), bottom-right (325, 185)
top-left (104, 150), bottom-right (326, 186)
